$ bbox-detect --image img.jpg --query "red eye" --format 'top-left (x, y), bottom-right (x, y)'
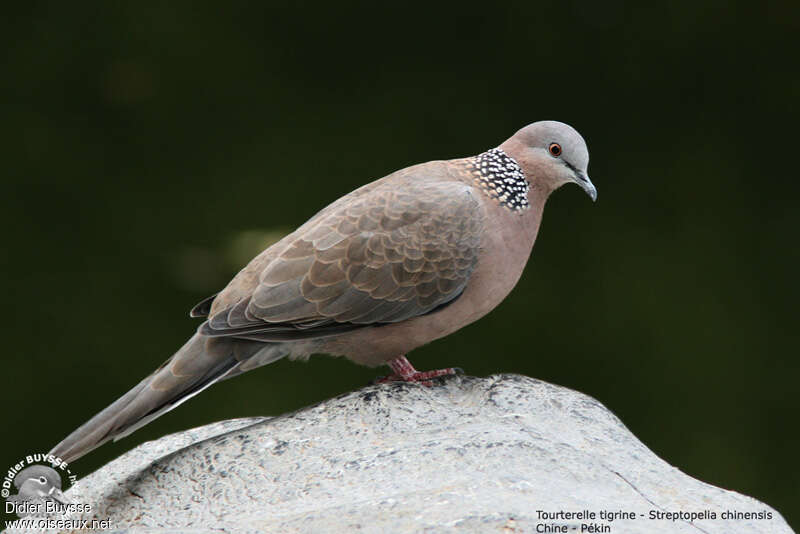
top-left (548, 143), bottom-right (562, 157)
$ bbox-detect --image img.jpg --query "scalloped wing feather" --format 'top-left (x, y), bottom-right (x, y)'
top-left (199, 174), bottom-right (484, 341)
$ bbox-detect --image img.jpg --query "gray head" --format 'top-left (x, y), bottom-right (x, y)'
top-left (500, 120), bottom-right (596, 201)
top-left (11, 465), bottom-right (68, 505)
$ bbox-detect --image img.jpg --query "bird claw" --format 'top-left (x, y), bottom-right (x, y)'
top-left (371, 356), bottom-right (462, 387)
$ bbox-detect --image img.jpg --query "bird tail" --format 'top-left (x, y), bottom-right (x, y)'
top-left (49, 334), bottom-right (288, 463)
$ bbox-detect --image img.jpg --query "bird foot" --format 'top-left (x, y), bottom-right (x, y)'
top-left (372, 355), bottom-right (462, 386)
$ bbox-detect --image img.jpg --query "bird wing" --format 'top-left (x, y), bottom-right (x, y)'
top-left (199, 177), bottom-right (485, 341)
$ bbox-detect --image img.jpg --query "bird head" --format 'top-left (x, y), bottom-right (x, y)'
top-left (500, 120), bottom-right (596, 202)
top-left (13, 465), bottom-right (68, 505)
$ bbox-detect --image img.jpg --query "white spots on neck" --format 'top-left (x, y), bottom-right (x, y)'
top-left (471, 148), bottom-right (530, 212)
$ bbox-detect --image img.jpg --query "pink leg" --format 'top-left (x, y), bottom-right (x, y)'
top-left (374, 355), bottom-right (460, 386)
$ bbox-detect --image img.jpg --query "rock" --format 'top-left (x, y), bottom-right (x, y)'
top-left (14, 375), bottom-right (793, 533)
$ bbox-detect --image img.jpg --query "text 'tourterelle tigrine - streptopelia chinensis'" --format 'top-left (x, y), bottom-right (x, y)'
top-left (50, 120), bottom-right (596, 462)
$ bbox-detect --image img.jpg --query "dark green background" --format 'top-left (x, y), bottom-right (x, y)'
top-left (2, 2), bottom-right (797, 528)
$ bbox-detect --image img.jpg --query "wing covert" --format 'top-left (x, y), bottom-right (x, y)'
top-left (200, 178), bottom-right (484, 340)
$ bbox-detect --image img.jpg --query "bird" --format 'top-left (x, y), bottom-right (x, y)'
top-left (6, 465), bottom-right (68, 517)
top-left (49, 120), bottom-right (596, 463)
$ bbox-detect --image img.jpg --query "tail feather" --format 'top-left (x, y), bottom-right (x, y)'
top-left (49, 335), bottom-right (287, 463)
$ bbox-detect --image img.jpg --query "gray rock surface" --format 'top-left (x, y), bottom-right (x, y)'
top-left (15, 374), bottom-right (793, 533)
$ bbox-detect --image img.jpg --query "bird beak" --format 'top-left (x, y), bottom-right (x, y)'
top-left (47, 486), bottom-right (70, 505)
top-left (575, 171), bottom-right (597, 202)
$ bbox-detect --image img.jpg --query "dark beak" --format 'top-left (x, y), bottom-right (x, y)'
top-left (575, 171), bottom-right (597, 202)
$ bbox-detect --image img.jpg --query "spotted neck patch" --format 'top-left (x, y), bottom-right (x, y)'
top-left (470, 148), bottom-right (530, 212)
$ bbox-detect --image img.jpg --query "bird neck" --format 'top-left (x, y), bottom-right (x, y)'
top-left (469, 148), bottom-right (530, 213)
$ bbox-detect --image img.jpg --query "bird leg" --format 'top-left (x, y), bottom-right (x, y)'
top-left (374, 355), bottom-right (460, 386)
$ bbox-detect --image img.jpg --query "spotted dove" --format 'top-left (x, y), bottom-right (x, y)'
top-left (50, 121), bottom-right (596, 462)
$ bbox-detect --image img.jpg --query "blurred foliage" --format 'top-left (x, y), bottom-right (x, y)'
top-left (0, 1), bottom-right (797, 528)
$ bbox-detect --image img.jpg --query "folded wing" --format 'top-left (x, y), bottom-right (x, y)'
top-left (200, 179), bottom-right (485, 341)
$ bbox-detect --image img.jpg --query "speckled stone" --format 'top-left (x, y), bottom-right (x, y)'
top-left (19, 375), bottom-right (792, 533)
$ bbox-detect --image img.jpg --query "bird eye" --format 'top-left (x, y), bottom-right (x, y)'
top-left (548, 143), bottom-right (562, 157)
top-left (38, 476), bottom-right (47, 484)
